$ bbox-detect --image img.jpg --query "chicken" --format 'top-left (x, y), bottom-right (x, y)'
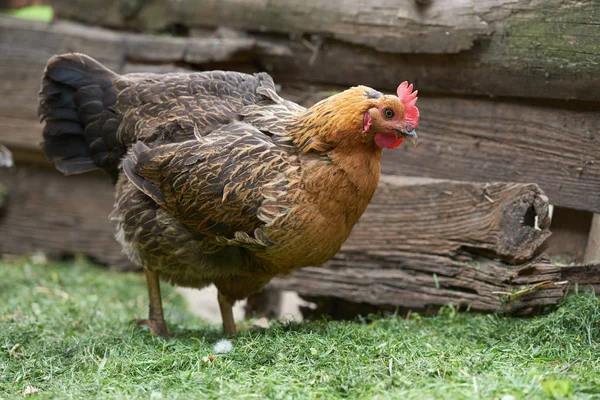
top-left (38, 53), bottom-right (419, 336)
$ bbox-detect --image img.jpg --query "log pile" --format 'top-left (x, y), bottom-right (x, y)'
top-left (1, 15), bottom-right (598, 213)
top-left (2, 164), bottom-right (598, 314)
top-left (50, 0), bottom-right (600, 101)
top-left (271, 177), bottom-right (599, 315)
top-left (1, 0), bottom-right (599, 316)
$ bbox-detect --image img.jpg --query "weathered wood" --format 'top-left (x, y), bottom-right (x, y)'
top-left (2, 15), bottom-right (599, 212)
top-left (335, 176), bottom-right (552, 264)
top-left (547, 207), bottom-right (593, 263)
top-left (3, 83), bottom-right (599, 215)
top-left (0, 164), bottom-right (134, 269)
top-left (1, 165), bottom-right (596, 315)
top-left (0, 165), bottom-right (549, 270)
top-left (53, 0), bottom-right (493, 54)
top-left (272, 256), bottom-right (600, 316)
top-left (297, 259), bottom-right (600, 318)
top-left (379, 96), bottom-right (600, 213)
top-left (267, 177), bottom-right (597, 315)
top-left (0, 16), bottom-right (289, 119)
top-left (584, 214), bottom-right (600, 264)
top-left (50, 0), bottom-right (600, 101)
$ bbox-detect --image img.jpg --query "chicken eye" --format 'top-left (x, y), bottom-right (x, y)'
top-left (383, 108), bottom-right (394, 119)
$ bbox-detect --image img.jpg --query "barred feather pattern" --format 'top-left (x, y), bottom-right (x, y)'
top-left (39, 54), bottom-right (385, 300)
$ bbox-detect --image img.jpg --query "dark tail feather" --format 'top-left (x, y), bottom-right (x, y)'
top-left (38, 53), bottom-right (123, 180)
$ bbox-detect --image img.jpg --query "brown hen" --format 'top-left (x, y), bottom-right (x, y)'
top-left (38, 53), bottom-right (419, 336)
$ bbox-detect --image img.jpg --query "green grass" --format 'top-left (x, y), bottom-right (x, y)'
top-left (1, 259), bottom-right (599, 399)
top-left (1, 5), bottom-right (53, 22)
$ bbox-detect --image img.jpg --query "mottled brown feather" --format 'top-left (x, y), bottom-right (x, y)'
top-left (40, 54), bottom-right (401, 301)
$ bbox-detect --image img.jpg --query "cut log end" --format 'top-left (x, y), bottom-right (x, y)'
top-left (496, 183), bottom-right (552, 264)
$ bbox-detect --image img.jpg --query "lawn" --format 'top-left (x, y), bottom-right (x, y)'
top-left (1, 258), bottom-right (599, 399)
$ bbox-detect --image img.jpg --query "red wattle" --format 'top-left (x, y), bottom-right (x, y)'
top-left (374, 133), bottom-right (403, 149)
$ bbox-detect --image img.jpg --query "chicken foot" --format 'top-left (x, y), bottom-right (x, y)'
top-left (218, 291), bottom-right (236, 336)
top-left (134, 268), bottom-right (170, 337)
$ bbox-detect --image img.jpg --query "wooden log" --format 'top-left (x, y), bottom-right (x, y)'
top-left (50, 0), bottom-right (600, 101)
top-left (268, 177), bottom-right (599, 315)
top-left (0, 165), bottom-right (549, 269)
top-left (1, 165), bottom-right (596, 314)
top-left (379, 96), bottom-right (600, 214)
top-left (52, 0), bottom-right (492, 54)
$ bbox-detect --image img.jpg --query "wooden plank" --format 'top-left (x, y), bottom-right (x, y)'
top-left (0, 16), bottom-right (290, 119)
top-left (584, 214), bottom-right (600, 264)
top-left (0, 165), bottom-right (550, 272)
top-left (327, 176), bottom-right (552, 264)
top-left (53, 0), bottom-right (492, 54)
top-left (546, 207), bottom-right (593, 263)
top-left (0, 17), bottom-right (125, 120)
top-left (50, 0), bottom-right (600, 101)
top-left (297, 260), bottom-right (600, 318)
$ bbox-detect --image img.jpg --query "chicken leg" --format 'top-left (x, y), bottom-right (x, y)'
top-left (218, 291), bottom-right (236, 336)
top-left (135, 268), bottom-right (169, 337)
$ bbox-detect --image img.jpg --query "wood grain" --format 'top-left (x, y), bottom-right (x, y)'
top-left (54, 0), bottom-right (491, 54)
top-left (1, 165), bottom-right (595, 314)
top-left (49, 0), bottom-right (600, 101)
top-left (379, 96), bottom-right (600, 213)
top-left (269, 177), bottom-right (598, 315)
top-left (2, 15), bottom-right (598, 211)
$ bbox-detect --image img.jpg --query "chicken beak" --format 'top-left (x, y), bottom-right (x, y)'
top-left (396, 127), bottom-right (418, 147)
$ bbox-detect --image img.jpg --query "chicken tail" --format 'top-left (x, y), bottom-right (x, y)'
top-left (38, 53), bottom-right (123, 181)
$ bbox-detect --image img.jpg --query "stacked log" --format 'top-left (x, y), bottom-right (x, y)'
top-left (0, 0), bottom-right (599, 315)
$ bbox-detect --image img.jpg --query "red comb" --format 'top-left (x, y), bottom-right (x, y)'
top-left (397, 81), bottom-right (420, 128)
